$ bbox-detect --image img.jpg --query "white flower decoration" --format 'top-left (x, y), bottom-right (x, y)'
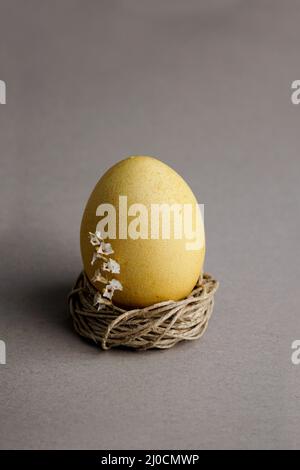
top-left (93, 292), bottom-right (106, 310)
top-left (103, 279), bottom-right (123, 300)
top-left (110, 279), bottom-right (123, 290)
top-left (96, 242), bottom-right (114, 255)
top-left (89, 231), bottom-right (103, 246)
top-left (89, 230), bottom-right (121, 303)
top-left (102, 258), bottom-right (120, 274)
top-left (92, 269), bottom-right (107, 284)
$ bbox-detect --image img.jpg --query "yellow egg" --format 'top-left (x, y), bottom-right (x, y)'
top-left (80, 156), bottom-right (205, 308)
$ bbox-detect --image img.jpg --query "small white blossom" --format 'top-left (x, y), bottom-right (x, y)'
top-left (102, 279), bottom-right (123, 300)
top-left (110, 279), bottom-right (123, 291)
top-left (97, 242), bottom-right (114, 255)
top-left (92, 269), bottom-right (107, 284)
top-left (89, 231), bottom-right (103, 246)
top-left (102, 258), bottom-right (120, 274)
top-left (102, 286), bottom-right (114, 300)
top-left (93, 292), bottom-right (106, 310)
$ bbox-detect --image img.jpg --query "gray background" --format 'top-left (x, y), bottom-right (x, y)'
top-left (0, 0), bottom-right (300, 450)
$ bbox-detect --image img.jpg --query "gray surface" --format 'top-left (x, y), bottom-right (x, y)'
top-left (0, 0), bottom-right (300, 450)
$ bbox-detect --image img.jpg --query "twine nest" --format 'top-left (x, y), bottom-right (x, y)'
top-left (68, 271), bottom-right (219, 351)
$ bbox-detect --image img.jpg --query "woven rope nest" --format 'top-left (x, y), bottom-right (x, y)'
top-left (68, 271), bottom-right (218, 351)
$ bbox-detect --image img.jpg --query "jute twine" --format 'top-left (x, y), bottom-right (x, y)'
top-left (68, 271), bottom-right (219, 351)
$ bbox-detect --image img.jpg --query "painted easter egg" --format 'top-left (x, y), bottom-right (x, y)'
top-left (80, 156), bottom-right (205, 308)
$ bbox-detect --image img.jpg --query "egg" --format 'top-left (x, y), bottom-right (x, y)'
top-left (80, 156), bottom-right (205, 308)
